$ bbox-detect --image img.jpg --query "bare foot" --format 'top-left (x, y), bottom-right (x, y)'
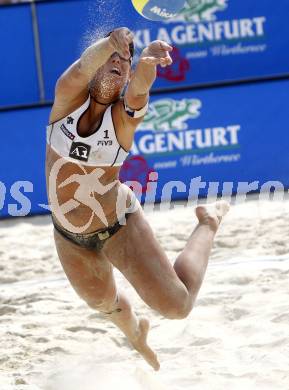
top-left (130, 317), bottom-right (160, 371)
top-left (195, 200), bottom-right (230, 232)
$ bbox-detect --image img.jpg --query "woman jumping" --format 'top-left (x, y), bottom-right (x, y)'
top-left (46, 27), bottom-right (229, 370)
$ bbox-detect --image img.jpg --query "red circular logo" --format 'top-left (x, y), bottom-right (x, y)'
top-left (120, 155), bottom-right (157, 194)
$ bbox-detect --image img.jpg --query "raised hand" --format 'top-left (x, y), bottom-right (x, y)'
top-left (140, 40), bottom-right (173, 68)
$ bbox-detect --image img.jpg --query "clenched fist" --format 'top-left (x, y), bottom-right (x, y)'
top-left (108, 27), bottom-right (134, 61)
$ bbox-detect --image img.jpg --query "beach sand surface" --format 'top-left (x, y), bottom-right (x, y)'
top-left (0, 196), bottom-right (289, 389)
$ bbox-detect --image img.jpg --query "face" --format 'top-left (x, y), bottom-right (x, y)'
top-left (89, 52), bottom-right (132, 104)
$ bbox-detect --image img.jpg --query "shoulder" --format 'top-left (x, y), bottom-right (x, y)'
top-left (49, 94), bottom-right (89, 124)
top-left (49, 60), bottom-right (90, 124)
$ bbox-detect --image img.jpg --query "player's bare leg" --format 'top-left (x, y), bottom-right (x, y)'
top-left (173, 201), bottom-right (230, 308)
top-left (105, 201), bottom-right (230, 319)
top-left (102, 291), bottom-right (160, 371)
top-left (54, 230), bottom-right (160, 371)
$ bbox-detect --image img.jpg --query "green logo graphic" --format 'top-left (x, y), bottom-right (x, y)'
top-left (138, 98), bottom-right (202, 131)
top-left (174, 0), bottom-right (228, 23)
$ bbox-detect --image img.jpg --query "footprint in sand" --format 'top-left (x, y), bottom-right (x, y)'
top-left (215, 240), bottom-right (237, 249)
top-left (196, 297), bottom-right (220, 306)
top-left (0, 305), bottom-right (17, 315)
top-left (0, 277), bottom-right (18, 284)
top-left (158, 347), bottom-right (182, 354)
top-left (246, 338), bottom-right (287, 348)
top-left (271, 312), bottom-right (289, 323)
top-left (223, 307), bottom-right (250, 321)
top-left (228, 276), bottom-right (254, 285)
top-left (34, 337), bottom-right (49, 343)
top-left (14, 293), bottom-right (41, 305)
top-left (66, 326), bottom-right (107, 334)
top-left (22, 323), bottom-right (42, 329)
top-left (190, 337), bottom-right (218, 346)
top-left (44, 347), bottom-right (68, 355)
top-left (15, 378), bottom-right (27, 385)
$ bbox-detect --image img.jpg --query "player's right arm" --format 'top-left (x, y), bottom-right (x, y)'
top-left (50, 28), bottom-right (133, 121)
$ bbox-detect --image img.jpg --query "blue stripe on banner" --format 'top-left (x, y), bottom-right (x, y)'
top-left (0, 80), bottom-right (288, 217)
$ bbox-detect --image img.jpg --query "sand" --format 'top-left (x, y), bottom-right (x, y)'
top-left (0, 195), bottom-right (289, 389)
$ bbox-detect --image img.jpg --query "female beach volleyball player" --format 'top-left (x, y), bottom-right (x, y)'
top-left (46, 27), bottom-right (229, 370)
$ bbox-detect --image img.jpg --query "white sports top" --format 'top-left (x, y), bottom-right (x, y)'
top-left (46, 96), bottom-right (129, 167)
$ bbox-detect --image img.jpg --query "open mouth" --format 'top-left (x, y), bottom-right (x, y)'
top-left (110, 68), bottom-right (121, 76)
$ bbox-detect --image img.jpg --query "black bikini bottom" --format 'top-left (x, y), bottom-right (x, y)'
top-left (52, 214), bottom-right (131, 251)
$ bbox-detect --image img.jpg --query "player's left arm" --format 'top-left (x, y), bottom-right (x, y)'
top-left (114, 40), bottom-right (173, 151)
top-left (123, 40), bottom-right (173, 124)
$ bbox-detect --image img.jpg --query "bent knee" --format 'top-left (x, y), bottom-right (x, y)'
top-left (81, 287), bottom-right (118, 313)
top-left (156, 292), bottom-right (193, 320)
top-left (86, 296), bottom-right (117, 313)
top-left (160, 304), bottom-right (191, 320)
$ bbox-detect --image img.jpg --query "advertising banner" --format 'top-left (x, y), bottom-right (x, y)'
top-left (0, 106), bottom-right (49, 217)
top-left (0, 4), bottom-right (39, 106)
top-left (37, 0), bottom-right (289, 99)
top-left (0, 78), bottom-right (288, 217)
top-left (120, 78), bottom-right (289, 202)
top-left (137, 1), bottom-right (289, 89)
top-left (1, 0), bottom-right (289, 107)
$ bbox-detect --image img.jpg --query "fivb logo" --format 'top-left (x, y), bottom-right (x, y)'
top-left (131, 98), bottom-right (240, 155)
